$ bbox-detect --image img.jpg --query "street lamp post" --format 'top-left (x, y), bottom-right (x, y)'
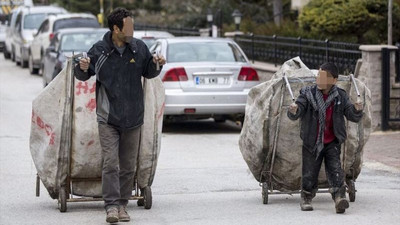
top-left (231, 9), bottom-right (242, 32)
top-left (207, 8), bottom-right (213, 37)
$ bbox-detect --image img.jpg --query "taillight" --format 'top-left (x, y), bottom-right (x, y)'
top-left (238, 67), bottom-right (259, 81)
top-left (162, 67), bottom-right (188, 82)
top-left (49, 33), bottom-right (55, 41)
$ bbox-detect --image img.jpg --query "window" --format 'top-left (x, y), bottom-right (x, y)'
top-left (53, 18), bottom-right (99, 32)
top-left (23, 13), bottom-right (46, 29)
top-left (167, 42), bottom-right (247, 63)
top-left (60, 32), bottom-right (104, 52)
top-left (41, 20), bottom-right (49, 33)
top-left (15, 12), bottom-right (22, 30)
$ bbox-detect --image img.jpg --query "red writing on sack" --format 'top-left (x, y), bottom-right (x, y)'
top-left (75, 81), bottom-right (97, 112)
top-left (158, 102), bottom-right (165, 120)
top-left (76, 81), bottom-right (96, 96)
top-left (32, 111), bottom-right (55, 145)
top-left (86, 98), bottom-right (96, 112)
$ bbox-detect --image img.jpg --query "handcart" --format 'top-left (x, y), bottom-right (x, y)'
top-left (238, 58), bottom-right (371, 206)
top-left (30, 56), bottom-right (164, 212)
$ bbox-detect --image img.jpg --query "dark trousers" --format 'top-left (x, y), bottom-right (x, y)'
top-left (302, 139), bottom-right (345, 198)
top-left (98, 122), bottom-right (141, 210)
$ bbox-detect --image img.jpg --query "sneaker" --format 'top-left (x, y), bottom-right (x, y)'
top-left (106, 207), bottom-right (119, 223)
top-left (335, 197), bottom-right (349, 214)
top-left (119, 205), bottom-right (130, 222)
top-left (300, 197), bottom-right (313, 211)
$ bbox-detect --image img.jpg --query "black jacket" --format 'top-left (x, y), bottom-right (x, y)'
top-left (287, 85), bottom-right (363, 151)
top-left (74, 31), bottom-right (160, 129)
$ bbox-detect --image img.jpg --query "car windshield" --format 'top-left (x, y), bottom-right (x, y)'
top-left (54, 18), bottom-right (100, 31)
top-left (167, 42), bottom-right (247, 63)
top-left (60, 32), bottom-right (104, 52)
top-left (24, 13), bottom-right (46, 29)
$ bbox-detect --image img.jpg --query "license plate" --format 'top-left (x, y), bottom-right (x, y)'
top-left (195, 76), bottom-right (229, 85)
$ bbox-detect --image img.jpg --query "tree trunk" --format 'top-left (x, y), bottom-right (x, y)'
top-left (273, 0), bottom-right (283, 27)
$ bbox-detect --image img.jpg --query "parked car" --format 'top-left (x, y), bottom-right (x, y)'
top-left (29, 13), bottom-right (99, 74)
top-left (2, 0), bottom-right (34, 58)
top-left (8, 5), bottom-right (67, 67)
top-left (149, 37), bottom-right (260, 123)
top-left (133, 30), bottom-right (174, 48)
top-left (3, 7), bottom-right (20, 59)
top-left (42, 28), bottom-right (107, 86)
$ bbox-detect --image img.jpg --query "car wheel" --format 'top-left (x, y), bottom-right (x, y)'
top-left (11, 47), bottom-right (15, 62)
top-left (21, 50), bottom-right (28, 68)
top-left (29, 54), bottom-right (39, 74)
top-left (3, 49), bottom-right (11, 59)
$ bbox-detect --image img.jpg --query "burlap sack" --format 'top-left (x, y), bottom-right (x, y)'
top-left (239, 57), bottom-right (372, 191)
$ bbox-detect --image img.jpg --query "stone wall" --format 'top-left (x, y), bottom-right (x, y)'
top-left (357, 45), bottom-right (400, 131)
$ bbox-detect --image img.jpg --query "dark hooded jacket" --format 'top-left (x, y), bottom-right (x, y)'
top-left (287, 85), bottom-right (363, 152)
top-left (74, 31), bottom-right (160, 129)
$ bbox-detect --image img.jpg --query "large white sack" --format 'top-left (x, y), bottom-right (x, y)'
top-left (137, 78), bottom-right (165, 189)
top-left (30, 63), bottom-right (72, 199)
top-left (239, 57), bottom-right (372, 191)
top-left (30, 58), bottom-right (165, 198)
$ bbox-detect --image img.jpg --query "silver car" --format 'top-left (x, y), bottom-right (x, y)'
top-left (149, 37), bottom-right (260, 123)
top-left (42, 28), bottom-right (107, 86)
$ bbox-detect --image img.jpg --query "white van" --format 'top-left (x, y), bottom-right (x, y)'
top-left (7, 5), bottom-right (67, 67)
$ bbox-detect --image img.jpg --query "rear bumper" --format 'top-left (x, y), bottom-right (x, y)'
top-left (164, 89), bottom-right (249, 115)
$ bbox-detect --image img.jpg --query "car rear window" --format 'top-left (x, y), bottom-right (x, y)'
top-left (60, 32), bottom-right (104, 52)
top-left (53, 18), bottom-right (100, 31)
top-left (167, 42), bottom-right (247, 63)
top-left (24, 13), bottom-right (46, 29)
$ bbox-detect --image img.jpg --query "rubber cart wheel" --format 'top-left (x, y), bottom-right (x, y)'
top-left (59, 187), bottom-right (67, 212)
top-left (143, 186), bottom-right (152, 209)
top-left (348, 180), bottom-right (356, 202)
top-left (262, 182), bottom-right (269, 204)
top-left (137, 198), bottom-right (144, 206)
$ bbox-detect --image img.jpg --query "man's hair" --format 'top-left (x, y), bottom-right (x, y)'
top-left (107, 7), bottom-right (133, 32)
top-left (320, 62), bottom-right (339, 78)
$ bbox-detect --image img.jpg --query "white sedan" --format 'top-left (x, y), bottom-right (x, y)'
top-left (149, 37), bottom-right (260, 123)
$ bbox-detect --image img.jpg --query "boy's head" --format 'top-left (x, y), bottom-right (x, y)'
top-left (316, 62), bottom-right (338, 92)
top-left (107, 8), bottom-right (134, 43)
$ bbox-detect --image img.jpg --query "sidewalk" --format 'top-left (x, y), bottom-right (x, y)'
top-left (363, 131), bottom-right (400, 172)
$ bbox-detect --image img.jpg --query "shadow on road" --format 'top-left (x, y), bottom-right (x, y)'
top-left (162, 119), bottom-right (242, 134)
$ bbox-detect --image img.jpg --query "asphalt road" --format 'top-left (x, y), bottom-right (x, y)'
top-left (0, 54), bottom-right (399, 225)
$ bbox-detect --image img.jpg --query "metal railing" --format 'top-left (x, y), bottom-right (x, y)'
top-left (381, 47), bottom-right (400, 131)
top-left (233, 34), bottom-right (361, 75)
top-left (134, 23), bottom-right (362, 75)
top-left (135, 23), bottom-right (200, 37)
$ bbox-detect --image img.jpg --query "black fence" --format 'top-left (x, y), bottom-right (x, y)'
top-left (381, 47), bottom-right (400, 130)
top-left (134, 24), bottom-right (362, 75)
top-left (233, 34), bottom-right (362, 75)
top-left (135, 23), bottom-right (200, 37)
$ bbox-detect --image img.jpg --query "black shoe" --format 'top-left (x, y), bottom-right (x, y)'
top-left (300, 198), bottom-right (313, 211)
top-left (335, 197), bottom-right (349, 214)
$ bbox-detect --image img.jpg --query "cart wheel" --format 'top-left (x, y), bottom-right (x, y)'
top-left (348, 180), bottom-right (356, 202)
top-left (59, 187), bottom-right (67, 212)
top-left (262, 182), bottom-right (269, 204)
top-left (143, 186), bottom-right (152, 209)
top-left (137, 192), bottom-right (144, 206)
